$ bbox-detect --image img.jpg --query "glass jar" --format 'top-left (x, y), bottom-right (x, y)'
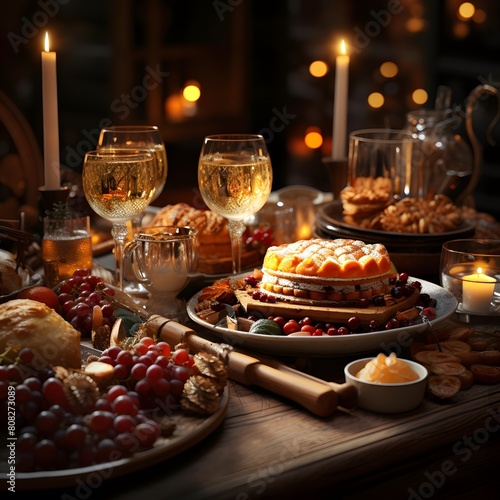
top-left (404, 109), bottom-right (473, 201)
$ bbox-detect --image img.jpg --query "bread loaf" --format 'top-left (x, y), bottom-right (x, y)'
top-left (0, 299), bottom-right (81, 368)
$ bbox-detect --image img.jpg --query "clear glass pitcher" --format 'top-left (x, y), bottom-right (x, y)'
top-left (405, 84), bottom-right (500, 203)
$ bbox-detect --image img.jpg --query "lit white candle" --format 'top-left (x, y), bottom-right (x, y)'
top-left (332, 40), bottom-right (349, 160)
top-left (41, 32), bottom-right (60, 189)
top-left (462, 267), bottom-right (496, 313)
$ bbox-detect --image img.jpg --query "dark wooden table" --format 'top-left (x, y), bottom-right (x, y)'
top-left (10, 317), bottom-right (500, 500)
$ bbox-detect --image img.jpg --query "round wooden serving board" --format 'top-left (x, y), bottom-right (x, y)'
top-left (13, 389), bottom-right (228, 490)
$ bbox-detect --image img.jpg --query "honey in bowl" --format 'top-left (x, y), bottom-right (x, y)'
top-left (356, 353), bottom-right (419, 384)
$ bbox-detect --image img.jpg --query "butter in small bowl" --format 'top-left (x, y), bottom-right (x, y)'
top-left (356, 353), bottom-right (420, 384)
top-left (345, 353), bottom-right (428, 413)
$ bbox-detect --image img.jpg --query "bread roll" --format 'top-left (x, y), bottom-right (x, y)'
top-left (0, 250), bottom-right (22, 295)
top-left (0, 299), bottom-right (81, 368)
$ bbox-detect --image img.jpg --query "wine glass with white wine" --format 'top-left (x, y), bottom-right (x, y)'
top-left (98, 125), bottom-right (167, 206)
top-left (82, 149), bottom-right (156, 289)
top-left (198, 134), bottom-right (273, 274)
top-left (98, 125), bottom-right (167, 293)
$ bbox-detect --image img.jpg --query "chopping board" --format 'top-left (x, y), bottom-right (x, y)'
top-left (235, 289), bottom-right (420, 326)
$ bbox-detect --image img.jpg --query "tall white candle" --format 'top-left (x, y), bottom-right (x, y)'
top-left (41, 32), bottom-right (60, 190)
top-left (332, 40), bottom-right (349, 160)
top-left (462, 267), bottom-right (496, 313)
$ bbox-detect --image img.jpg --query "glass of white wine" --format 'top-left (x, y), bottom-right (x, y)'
top-left (82, 149), bottom-right (156, 289)
top-left (98, 125), bottom-right (167, 293)
top-left (198, 134), bottom-right (273, 274)
top-left (97, 125), bottom-right (167, 206)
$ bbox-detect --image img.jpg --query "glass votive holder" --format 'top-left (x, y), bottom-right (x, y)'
top-left (244, 201), bottom-right (296, 245)
top-left (440, 239), bottom-right (500, 321)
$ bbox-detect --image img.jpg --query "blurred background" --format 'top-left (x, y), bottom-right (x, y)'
top-left (1, 0), bottom-right (499, 223)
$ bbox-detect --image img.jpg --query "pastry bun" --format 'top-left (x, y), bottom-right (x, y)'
top-left (0, 299), bottom-right (81, 368)
top-left (148, 203), bottom-right (232, 263)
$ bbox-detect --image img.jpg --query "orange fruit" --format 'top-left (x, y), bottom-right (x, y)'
top-left (17, 286), bottom-right (59, 310)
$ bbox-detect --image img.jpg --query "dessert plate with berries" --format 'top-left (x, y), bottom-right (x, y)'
top-left (187, 276), bottom-right (458, 356)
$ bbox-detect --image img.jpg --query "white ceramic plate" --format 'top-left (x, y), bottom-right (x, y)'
top-left (187, 279), bottom-right (458, 356)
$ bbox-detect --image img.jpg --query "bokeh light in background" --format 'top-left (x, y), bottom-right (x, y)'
top-left (304, 127), bottom-right (323, 149)
top-left (380, 62), bottom-right (398, 79)
top-left (412, 89), bottom-right (428, 105)
top-left (406, 17), bottom-right (426, 32)
top-left (165, 94), bottom-right (184, 122)
top-left (182, 82), bottom-right (201, 102)
top-left (453, 22), bottom-right (470, 38)
top-left (473, 8), bottom-right (486, 22)
top-left (367, 92), bottom-right (384, 109)
top-left (309, 61), bottom-right (328, 78)
top-left (458, 2), bottom-right (475, 19)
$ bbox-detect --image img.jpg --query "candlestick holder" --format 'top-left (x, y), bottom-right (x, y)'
top-left (38, 186), bottom-right (70, 215)
top-left (321, 157), bottom-right (348, 201)
top-left (440, 239), bottom-right (500, 325)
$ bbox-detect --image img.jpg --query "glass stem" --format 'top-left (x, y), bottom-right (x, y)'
top-left (227, 219), bottom-right (246, 274)
top-left (112, 222), bottom-right (128, 290)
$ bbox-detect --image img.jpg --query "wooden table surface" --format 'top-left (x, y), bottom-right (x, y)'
top-left (12, 316), bottom-right (500, 500)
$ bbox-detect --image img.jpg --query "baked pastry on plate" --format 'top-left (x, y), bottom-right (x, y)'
top-left (260, 238), bottom-right (393, 303)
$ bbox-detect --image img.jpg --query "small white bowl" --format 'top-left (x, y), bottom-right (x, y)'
top-left (344, 357), bottom-right (428, 414)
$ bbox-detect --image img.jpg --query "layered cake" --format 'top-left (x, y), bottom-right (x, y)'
top-left (260, 238), bottom-right (393, 304)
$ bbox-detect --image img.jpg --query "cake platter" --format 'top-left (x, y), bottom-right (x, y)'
top-left (187, 279), bottom-right (457, 357)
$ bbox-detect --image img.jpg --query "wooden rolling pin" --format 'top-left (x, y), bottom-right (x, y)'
top-left (146, 315), bottom-right (342, 417)
top-left (243, 351), bottom-right (358, 409)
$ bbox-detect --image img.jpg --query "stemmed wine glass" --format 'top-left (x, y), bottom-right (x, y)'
top-left (82, 149), bottom-right (156, 289)
top-left (198, 134), bottom-right (273, 274)
top-left (98, 125), bottom-right (168, 293)
top-left (98, 125), bottom-right (167, 207)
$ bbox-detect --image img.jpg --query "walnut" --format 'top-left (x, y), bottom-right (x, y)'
top-left (378, 195), bottom-right (462, 234)
top-left (54, 366), bottom-right (101, 415)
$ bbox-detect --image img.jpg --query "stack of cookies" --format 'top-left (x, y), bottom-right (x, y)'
top-left (340, 177), bottom-right (392, 228)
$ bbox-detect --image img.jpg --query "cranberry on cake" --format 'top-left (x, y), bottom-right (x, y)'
top-left (260, 238), bottom-right (393, 303)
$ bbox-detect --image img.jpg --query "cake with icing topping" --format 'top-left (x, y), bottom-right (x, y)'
top-left (260, 238), bottom-right (393, 303)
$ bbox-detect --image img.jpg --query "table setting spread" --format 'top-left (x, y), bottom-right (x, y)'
top-left (2, 12), bottom-right (500, 500)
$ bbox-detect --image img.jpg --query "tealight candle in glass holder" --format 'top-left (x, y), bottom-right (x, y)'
top-left (440, 239), bottom-right (500, 320)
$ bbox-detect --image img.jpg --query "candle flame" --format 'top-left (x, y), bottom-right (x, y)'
top-left (477, 267), bottom-right (483, 274)
top-left (340, 39), bottom-right (347, 55)
top-left (44, 32), bottom-right (50, 52)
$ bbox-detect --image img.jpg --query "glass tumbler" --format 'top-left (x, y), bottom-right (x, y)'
top-left (42, 215), bottom-right (93, 287)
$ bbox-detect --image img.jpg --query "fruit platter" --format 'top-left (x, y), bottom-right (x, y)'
top-left (0, 269), bottom-right (228, 489)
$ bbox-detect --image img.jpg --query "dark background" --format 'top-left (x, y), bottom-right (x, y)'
top-left (1, 0), bottom-right (499, 221)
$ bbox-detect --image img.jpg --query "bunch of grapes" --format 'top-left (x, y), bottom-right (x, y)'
top-left (56, 269), bottom-right (117, 337)
top-left (98, 336), bottom-right (195, 411)
top-left (0, 346), bottom-right (161, 472)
